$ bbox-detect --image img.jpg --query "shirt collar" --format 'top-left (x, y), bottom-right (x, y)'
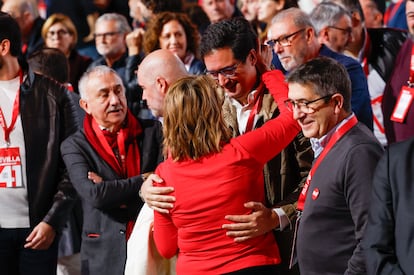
top-left (310, 113), bottom-right (355, 158)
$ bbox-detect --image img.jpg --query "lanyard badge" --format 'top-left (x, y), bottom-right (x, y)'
top-left (391, 46), bottom-right (414, 123)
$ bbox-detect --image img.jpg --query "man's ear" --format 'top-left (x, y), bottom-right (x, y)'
top-left (79, 98), bottom-right (90, 114)
top-left (156, 76), bottom-right (168, 95)
top-left (0, 39), bottom-right (10, 56)
top-left (274, 0), bottom-right (285, 12)
top-left (305, 27), bottom-right (315, 43)
top-left (331, 93), bottom-right (344, 114)
top-left (319, 27), bottom-right (330, 43)
top-left (248, 48), bottom-right (258, 66)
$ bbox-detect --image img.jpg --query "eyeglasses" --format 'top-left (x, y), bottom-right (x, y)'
top-left (266, 28), bottom-right (306, 48)
top-left (327, 26), bottom-right (352, 35)
top-left (94, 31), bottom-right (122, 40)
top-left (205, 62), bottom-right (241, 80)
top-left (284, 94), bottom-right (333, 113)
top-left (47, 29), bottom-right (70, 38)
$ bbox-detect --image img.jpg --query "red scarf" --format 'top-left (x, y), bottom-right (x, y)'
top-left (83, 111), bottom-right (142, 240)
top-left (83, 111), bottom-right (142, 178)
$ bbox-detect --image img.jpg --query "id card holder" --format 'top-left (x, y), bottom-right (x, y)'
top-left (391, 86), bottom-right (414, 123)
top-left (0, 147), bottom-right (23, 188)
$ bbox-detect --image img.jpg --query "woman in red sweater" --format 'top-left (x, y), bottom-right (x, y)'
top-left (153, 72), bottom-right (299, 274)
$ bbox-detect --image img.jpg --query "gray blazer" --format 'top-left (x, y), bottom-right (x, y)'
top-left (61, 119), bottom-right (163, 275)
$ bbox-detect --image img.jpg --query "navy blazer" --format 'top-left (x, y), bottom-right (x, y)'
top-left (364, 137), bottom-right (414, 275)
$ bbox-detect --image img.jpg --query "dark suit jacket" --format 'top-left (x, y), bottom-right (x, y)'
top-left (61, 119), bottom-right (163, 275)
top-left (364, 137), bottom-right (414, 275)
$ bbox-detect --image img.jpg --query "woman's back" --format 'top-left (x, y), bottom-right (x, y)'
top-left (155, 139), bottom-right (280, 274)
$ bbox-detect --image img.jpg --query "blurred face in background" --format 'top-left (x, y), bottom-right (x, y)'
top-left (94, 19), bottom-right (126, 58)
top-left (257, 0), bottom-right (283, 24)
top-left (159, 20), bottom-right (188, 61)
top-left (201, 0), bottom-right (235, 23)
top-left (128, 0), bottom-right (153, 23)
top-left (323, 14), bottom-right (352, 53)
top-left (45, 22), bottom-right (74, 56)
top-left (407, 0), bottom-right (414, 35)
top-left (359, 0), bottom-right (383, 28)
top-left (268, 19), bottom-right (309, 71)
top-left (240, 0), bottom-right (259, 22)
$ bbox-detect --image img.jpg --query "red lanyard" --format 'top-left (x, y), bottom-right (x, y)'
top-left (245, 83), bottom-right (264, 133)
top-left (296, 116), bottom-right (358, 211)
top-left (0, 70), bottom-right (23, 145)
top-left (92, 119), bottom-right (127, 176)
top-left (408, 45), bottom-right (414, 86)
top-left (361, 30), bottom-right (371, 77)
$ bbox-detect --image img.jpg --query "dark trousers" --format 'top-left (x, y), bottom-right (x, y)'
top-left (223, 264), bottom-right (280, 275)
top-left (0, 228), bottom-right (58, 275)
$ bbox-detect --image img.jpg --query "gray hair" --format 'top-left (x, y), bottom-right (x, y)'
top-left (310, 2), bottom-right (351, 35)
top-left (272, 7), bottom-right (314, 29)
top-left (96, 13), bottom-right (132, 34)
top-left (16, 0), bottom-right (39, 18)
top-left (78, 65), bottom-right (124, 100)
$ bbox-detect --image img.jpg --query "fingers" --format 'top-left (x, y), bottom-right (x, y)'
top-left (88, 171), bottom-right (102, 183)
top-left (24, 222), bottom-right (56, 250)
top-left (243, 201), bottom-right (265, 210)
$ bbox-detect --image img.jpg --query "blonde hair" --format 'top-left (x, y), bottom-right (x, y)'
top-left (41, 13), bottom-right (78, 50)
top-left (163, 75), bottom-right (231, 161)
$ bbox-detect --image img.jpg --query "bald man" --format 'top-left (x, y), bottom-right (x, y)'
top-left (137, 49), bottom-right (189, 119)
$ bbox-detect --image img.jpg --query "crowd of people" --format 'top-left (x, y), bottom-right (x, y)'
top-left (0, 0), bottom-right (413, 274)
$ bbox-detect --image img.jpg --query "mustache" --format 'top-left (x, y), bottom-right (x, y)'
top-left (106, 105), bottom-right (123, 113)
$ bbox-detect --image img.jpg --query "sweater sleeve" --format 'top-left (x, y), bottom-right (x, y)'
top-left (233, 70), bottom-right (300, 164)
top-left (153, 211), bottom-right (178, 259)
top-left (153, 165), bottom-right (178, 259)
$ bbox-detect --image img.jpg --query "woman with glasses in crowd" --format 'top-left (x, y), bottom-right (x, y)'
top-left (41, 13), bottom-right (92, 94)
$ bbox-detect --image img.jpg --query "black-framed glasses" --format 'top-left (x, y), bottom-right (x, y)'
top-left (266, 28), bottom-right (306, 48)
top-left (284, 94), bottom-right (333, 113)
top-left (94, 31), bottom-right (122, 40)
top-left (327, 26), bottom-right (352, 35)
top-left (205, 62), bottom-right (241, 80)
top-left (47, 29), bottom-right (70, 38)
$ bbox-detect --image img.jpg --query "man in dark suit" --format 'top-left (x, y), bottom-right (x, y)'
top-left (61, 65), bottom-right (163, 275)
top-left (363, 136), bottom-right (414, 275)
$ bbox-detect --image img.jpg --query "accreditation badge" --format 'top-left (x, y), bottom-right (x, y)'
top-left (391, 86), bottom-right (414, 123)
top-left (0, 147), bottom-right (23, 188)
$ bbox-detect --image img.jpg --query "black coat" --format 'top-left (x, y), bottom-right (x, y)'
top-left (20, 68), bottom-right (81, 230)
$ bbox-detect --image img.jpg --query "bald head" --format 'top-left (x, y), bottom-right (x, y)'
top-left (137, 49), bottom-right (189, 118)
top-left (139, 49), bottom-right (188, 85)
